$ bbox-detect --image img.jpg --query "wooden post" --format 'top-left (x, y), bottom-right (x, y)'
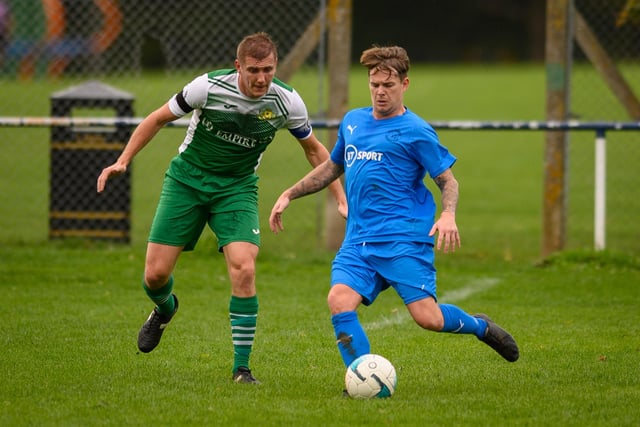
top-left (574, 9), bottom-right (640, 120)
top-left (278, 9), bottom-right (325, 83)
top-left (543, 0), bottom-right (571, 257)
top-left (324, 0), bottom-right (351, 250)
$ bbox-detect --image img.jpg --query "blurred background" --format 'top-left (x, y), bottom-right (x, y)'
top-left (0, 0), bottom-right (638, 259)
top-left (3, 1), bottom-right (636, 71)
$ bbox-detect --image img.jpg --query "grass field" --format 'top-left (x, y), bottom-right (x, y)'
top-left (1, 65), bottom-right (639, 426)
top-left (2, 243), bottom-right (639, 426)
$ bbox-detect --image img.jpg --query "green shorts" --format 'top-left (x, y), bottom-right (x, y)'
top-left (148, 172), bottom-right (260, 252)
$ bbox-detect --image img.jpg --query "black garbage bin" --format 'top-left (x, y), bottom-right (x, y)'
top-left (49, 80), bottom-right (134, 243)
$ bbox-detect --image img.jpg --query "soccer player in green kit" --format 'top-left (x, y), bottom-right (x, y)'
top-left (97, 32), bottom-right (347, 384)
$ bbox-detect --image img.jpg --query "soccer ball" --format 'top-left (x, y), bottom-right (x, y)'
top-left (344, 354), bottom-right (397, 399)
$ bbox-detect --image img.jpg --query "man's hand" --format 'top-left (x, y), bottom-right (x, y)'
top-left (337, 200), bottom-right (348, 219)
top-left (428, 211), bottom-right (460, 253)
top-left (269, 193), bottom-right (291, 234)
top-left (96, 163), bottom-right (127, 193)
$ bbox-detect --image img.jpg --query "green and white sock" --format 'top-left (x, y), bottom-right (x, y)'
top-left (229, 295), bottom-right (258, 372)
top-left (143, 276), bottom-right (175, 316)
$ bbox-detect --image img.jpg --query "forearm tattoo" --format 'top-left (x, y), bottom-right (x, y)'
top-left (289, 162), bottom-right (343, 200)
top-left (435, 174), bottom-right (459, 213)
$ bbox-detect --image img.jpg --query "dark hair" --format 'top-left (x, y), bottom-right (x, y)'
top-left (237, 32), bottom-right (278, 62)
top-left (359, 45), bottom-right (410, 80)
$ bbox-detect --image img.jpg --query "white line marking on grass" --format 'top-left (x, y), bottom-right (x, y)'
top-left (363, 311), bottom-right (410, 330)
top-left (439, 277), bottom-right (501, 304)
top-left (363, 277), bottom-right (501, 330)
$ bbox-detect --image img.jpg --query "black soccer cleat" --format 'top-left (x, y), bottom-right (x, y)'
top-left (137, 295), bottom-right (178, 353)
top-left (474, 313), bottom-right (519, 362)
top-left (232, 367), bottom-right (261, 384)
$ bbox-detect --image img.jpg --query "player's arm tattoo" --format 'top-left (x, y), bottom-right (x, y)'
top-left (434, 170), bottom-right (459, 214)
top-left (289, 161), bottom-right (344, 200)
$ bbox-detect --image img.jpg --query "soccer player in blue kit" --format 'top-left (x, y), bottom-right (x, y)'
top-left (269, 45), bottom-right (519, 381)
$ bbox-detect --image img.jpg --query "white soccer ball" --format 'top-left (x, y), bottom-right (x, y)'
top-left (344, 354), bottom-right (397, 399)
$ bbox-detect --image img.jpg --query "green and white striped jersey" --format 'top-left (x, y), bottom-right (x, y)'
top-left (167, 69), bottom-right (313, 179)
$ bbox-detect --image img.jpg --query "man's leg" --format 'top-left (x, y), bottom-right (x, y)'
top-left (328, 284), bottom-right (370, 367)
top-left (407, 298), bottom-right (519, 362)
top-left (224, 242), bottom-right (261, 384)
top-left (137, 243), bottom-right (183, 353)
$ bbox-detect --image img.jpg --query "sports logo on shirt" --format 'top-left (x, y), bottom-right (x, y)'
top-left (257, 108), bottom-right (275, 120)
top-left (345, 144), bottom-right (384, 167)
top-left (386, 129), bottom-right (401, 142)
top-left (216, 130), bottom-right (258, 148)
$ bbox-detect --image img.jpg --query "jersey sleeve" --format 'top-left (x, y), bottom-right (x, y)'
top-left (415, 124), bottom-right (457, 178)
top-left (286, 89), bottom-right (313, 140)
top-left (330, 120), bottom-right (346, 166)
top-left (168, 73), bottom-right (209, 117)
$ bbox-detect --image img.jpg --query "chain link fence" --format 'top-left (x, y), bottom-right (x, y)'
top-left (1, 0), bottom-right (326, 78)
top-left (569, 0), bottom-right (640, 253)
top-left (0, 0), bottom-right (328, 249)
top-left (0, 0), bottom-right (638, 256)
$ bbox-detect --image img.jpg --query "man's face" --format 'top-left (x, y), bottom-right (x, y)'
top-left (368, 69), bottom-right (409, 119)
top-left (235, 54), bottom-right (277, 98)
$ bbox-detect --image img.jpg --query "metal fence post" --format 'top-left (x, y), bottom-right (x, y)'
top-left (594, 128), bottom-right (607, 251)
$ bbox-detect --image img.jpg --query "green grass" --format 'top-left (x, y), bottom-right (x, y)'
top-left (1, 243), bottom-right (639, 426)
top-left (1, 65), bottom-right (640, 425)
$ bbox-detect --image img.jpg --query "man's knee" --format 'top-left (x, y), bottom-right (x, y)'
top-left (408, 298), bottom-right (444, 331)
top-left (327, 284), bottom-right (361, 314)
top-left (144, 269), bottom-right (172, 289)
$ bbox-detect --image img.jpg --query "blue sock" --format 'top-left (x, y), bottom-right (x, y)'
top-left (439, 304), bottom-right (487, 338)
top-left (331, 311), bottom-right (370, 367)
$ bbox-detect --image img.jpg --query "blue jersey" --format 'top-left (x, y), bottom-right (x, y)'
top-left (330, 107), bottom-right (456, 245)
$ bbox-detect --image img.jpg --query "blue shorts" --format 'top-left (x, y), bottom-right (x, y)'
top-left (331, 241), bottom-right (437, 306)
